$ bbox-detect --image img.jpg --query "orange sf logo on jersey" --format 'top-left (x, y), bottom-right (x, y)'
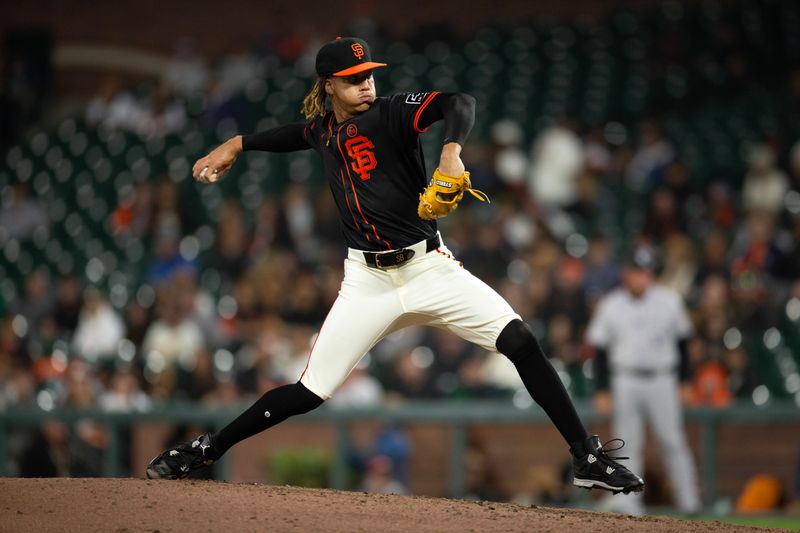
top-left (345, 136), bottom-right (377, 180)
top-left (351, 43), bottom-right (365, 60)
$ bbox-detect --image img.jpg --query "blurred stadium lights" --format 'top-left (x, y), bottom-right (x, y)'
top-left (564, 233), bottom-right (589, 258)
top-left (787, 298), bottom-right (800, 322)
top-left (213, 349), bottom-right (235, 374)
top-left (11, 314), bottom-right (28, 338)
top-left (216, 295), bottom-right (237, 320)
top-left (723, 328), bottom-right (742, 351)
top-left (752, 385), bottom-right (770, 406)
top-left (36, 390), bottom-right (55, 411)
top-left (410, 346), bottom-right (435, 369)
top-left (763, 328), bottom-right (782, 351)
top-left (117, 339), bottom-right (136, 363)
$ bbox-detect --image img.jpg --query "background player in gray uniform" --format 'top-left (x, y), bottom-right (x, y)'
top-left (146, 36), bottom-right (643, 496)
top-left (586, 245), bottom-right (701, 514)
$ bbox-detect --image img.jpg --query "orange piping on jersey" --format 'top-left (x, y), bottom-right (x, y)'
top-left (336, 126), bottom-right (392, 250)
top-left (325, 114), bottom-right (334, 145)
top-left (304, 121), bottom-right (316, 141)
top-left (413, 91), bottom-right (440, 133)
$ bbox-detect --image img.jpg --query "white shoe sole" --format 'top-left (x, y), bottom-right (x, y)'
top-left (146, 467), bottom-right (171, 480)
top-left (573, 477), bottom-right (643, 494)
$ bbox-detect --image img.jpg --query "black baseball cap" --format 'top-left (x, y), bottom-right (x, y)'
top-left (315, 37), bottom-right (387, 78)
top-left (626, 245), bottom-right (660, 271)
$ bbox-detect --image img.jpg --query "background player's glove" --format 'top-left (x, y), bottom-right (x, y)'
top-left (417, 168), bottom-right (490, 220)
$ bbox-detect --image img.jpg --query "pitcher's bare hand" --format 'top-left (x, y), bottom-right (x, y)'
top-left (192, 136), bottom-right (243, 183)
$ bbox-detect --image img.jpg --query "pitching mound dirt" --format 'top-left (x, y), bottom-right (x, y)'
top-left (0, 478), bottom-right (785, 532)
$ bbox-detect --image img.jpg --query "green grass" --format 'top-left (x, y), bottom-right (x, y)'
top-left (696, 515), bottom-right (800, 531)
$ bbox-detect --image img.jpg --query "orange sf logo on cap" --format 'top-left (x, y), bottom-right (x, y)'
top-left (351, 43), bottom-right (365, 60)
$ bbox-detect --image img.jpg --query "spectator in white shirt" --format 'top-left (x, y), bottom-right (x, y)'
top-left (72, 288), bottom-right (125, 362)
top-left (742, 144), bottom-right (789, 214)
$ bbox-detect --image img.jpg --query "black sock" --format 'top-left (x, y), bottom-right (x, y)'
top-left (496, 320), bottom-right (589, 450)
top-left (209, 382), bottom-right (324, 458)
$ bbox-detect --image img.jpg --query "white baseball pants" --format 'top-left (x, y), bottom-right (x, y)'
top-left (609, 373), bottom-right (701, 514)
top-left (299, 234), bottom-right (520, 399)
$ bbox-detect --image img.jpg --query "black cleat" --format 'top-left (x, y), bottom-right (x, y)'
top-left (571, 435), bottom-right (644, 495)
top-left (146, 432), bottom-right (217, 480)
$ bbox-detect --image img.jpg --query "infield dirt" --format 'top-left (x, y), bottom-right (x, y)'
top-left (0, 478), bottom-right (788, 532)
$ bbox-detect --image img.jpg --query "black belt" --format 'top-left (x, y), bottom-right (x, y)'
top-left (615, 367), bottom-right (676, 379)
top-left (363, 234), bottom-right (441, 269)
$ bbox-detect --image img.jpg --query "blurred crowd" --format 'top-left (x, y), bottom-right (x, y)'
top-left (3, 105), bottom-right (800, 472)
top-left (81, 33), bottom-right (331, 139)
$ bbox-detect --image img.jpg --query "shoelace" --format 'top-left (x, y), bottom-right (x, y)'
top-left (598, 438), bottom-right (630, 465)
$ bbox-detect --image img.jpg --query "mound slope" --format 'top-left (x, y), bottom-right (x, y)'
top-left (0, 478), bottom-right (783, 532)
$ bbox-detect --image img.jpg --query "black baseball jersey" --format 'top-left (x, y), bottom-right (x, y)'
top-left (302, 92), bottom-right (441, 251)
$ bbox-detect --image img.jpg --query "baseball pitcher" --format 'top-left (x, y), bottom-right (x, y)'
top-left (146, 37), bottom-right (643, 496)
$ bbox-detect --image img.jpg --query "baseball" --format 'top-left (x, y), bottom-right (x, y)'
top-left (199, 166), bottom-right (217, 183)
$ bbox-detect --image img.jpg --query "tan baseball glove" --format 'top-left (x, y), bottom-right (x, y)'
top-left (417, 168), bottom-right (490, 220)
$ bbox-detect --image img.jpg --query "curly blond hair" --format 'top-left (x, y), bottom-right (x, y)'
top-left (301, 78), bottom-right (327, 120)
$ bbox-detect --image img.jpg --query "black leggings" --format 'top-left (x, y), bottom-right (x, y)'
top-left (210, 382), bottom-right (324, 458)
top-left (496, 319), bottom-right (588, 447)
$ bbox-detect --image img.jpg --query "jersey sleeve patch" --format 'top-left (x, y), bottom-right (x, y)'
top-left (404, 92), bottom-right (430, 105)
top-left (385, 92), bottom-right (438, 140)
